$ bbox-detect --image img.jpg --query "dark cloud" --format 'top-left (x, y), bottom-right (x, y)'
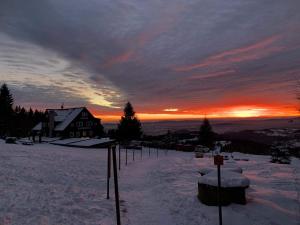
top-left (0, 0), bottom-right (299, 114)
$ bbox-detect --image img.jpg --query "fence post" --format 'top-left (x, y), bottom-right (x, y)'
top-left (149, 146), bottom-right (150, 157)
top-left (126, 148), bottom-right (128, 165)
top-left (107, 146), bottom-right (111, 199)
top-left (133, 149), bottom-right (135, 161)
top-left (214, 155), bottom-right (224, 225)
top-left (217, 164), bottom-right (222, 225)
top-left (112, 145), bottom-right (121, 225)
top-left (118, 144), bottom-right (121, 171)
top-left (141, 147), bottom-right (143, 160)
top-left (157, 148), bottom-right (158, 158)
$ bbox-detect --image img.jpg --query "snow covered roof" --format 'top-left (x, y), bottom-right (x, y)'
top-left (199, 170), bottom-right (250, 188)
top-left (68, 138), bottom-right (114, 147)
top-left (52, 108), bottom-right (84, 131)
top-left (199, 166), bottom-right (243, 175)
top-left (32, 122), bottom-right (42, 131)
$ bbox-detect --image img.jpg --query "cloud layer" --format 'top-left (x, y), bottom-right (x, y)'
top-left (0, 0), bottom-right (299, 119)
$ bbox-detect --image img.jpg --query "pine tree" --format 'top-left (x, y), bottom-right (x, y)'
top-left (0, 83), bottom-right (14, 136)
top-left (198, 118), bottom-right (215, 148)
top-left (270, 142), bottom-right (291, 164)
top-left (117, 102), bottom-right (142, 142)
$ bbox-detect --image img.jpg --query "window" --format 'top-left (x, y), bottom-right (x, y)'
top-left (82, 112), bottom-right (88, 118)
top-left (86, 121), bottom-right (93, 127)
top-left (69, 132), bottom-right (74, 137)
top-left (76, 131), bottom-right (80, 137)
top-left (82, 131), bottom-right (87, 137)
top-left (76, 121), bottom-right (83, 127)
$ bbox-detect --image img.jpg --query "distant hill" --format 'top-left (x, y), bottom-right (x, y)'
top-left (104, 117), bottom-right (300, 135)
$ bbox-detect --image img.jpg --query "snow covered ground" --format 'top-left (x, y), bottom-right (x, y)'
top-left (0, 140), bottom-right (299, 225)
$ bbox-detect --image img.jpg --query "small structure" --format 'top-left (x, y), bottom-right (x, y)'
top-left (195, 145), bottom-right (210, 158)
top-left (5, 137), bottom-right (17, 144)
top-left (198, 170), bottom-right (250, 206)
top-left (51, 137), bottom-right (115, 148)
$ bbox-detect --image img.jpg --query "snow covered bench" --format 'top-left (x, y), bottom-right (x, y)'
top-left (198, 170), bottom-right (250, 206)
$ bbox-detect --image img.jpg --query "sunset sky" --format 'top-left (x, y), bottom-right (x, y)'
top-left (0, 0), bottom-right (299, 122)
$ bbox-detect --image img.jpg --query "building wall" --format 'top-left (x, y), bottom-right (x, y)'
top-left (58, 108), bottom-right (101, 138)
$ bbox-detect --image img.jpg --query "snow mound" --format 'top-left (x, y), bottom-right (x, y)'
top-left (199, 166), bottom-right (243, 175)
top-left (199, 170), bottom-right (250, 188)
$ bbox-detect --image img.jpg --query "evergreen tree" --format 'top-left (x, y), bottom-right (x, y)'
top-left (0, 83), bottom-right (14, 136)
top-left (117, 102), bottom-right (142, 142)
top-left (270, 142), bottom-right (291, 164)
top-left (198, 118), bottom-right (215, 148)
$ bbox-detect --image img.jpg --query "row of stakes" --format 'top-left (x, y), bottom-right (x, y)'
top-left (106, 145), bottom-right (169, 225)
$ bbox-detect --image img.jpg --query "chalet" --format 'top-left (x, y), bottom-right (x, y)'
top-left (32, 107), bottom-right (103, 138)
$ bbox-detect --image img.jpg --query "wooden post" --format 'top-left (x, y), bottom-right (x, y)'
top-left (112, 146), bottom-right (121, 225)
top-left (157, 148), bottom-right (158, 158)
top-left (133, 149), bottom-right (135, 161)
top-left (141, 148), bottom-right (143, 160)
top-left (107, 146), bottom-right (111, 199)
top-left (125, 148), bottom-right (128, 165)
top-left (149, 146), bottom-right (150, 157)
top-left (118, 144), bottom-right (121, 171)
top-left (214, 155), bottom-right (224, 225)
top-left (217, 165), bottom-right (222, 225)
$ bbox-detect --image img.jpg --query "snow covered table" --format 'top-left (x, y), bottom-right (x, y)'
top-left (198, 170), bottom-right (250, 206)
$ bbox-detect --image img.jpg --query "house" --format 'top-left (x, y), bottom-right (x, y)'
top-left (32, 107), bottom-right (103, 138)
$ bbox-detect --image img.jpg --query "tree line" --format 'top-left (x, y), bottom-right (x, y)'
top-left (0, 83), bottom-right (46, 137)
top-left (1, 82), bottom-right (214, 147)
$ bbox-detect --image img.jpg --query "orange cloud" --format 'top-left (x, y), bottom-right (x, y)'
top-left (102, 50), bottom-right (135, 68)
top-left (187, 69), bottom-right (235, 80)
top-left (174, 35), bottom-right (283, 72)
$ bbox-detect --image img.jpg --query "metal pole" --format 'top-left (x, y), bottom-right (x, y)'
top-left (112, 146), bottom-right (121, 225)
top-left (107, 146), bottom-right (111, 199)
top-left (118, 144), bottom-right (121, 171)
top-left (217, 165), bottom-right (223, 225)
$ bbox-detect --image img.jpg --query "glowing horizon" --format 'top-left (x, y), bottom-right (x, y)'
top-left (94, 105), bottom-right (300, 122)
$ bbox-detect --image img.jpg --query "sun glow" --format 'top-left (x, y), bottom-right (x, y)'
top-left (95, 105), bottom-right (300, 122)
top-left (227, 107), bottom-right (267, 118)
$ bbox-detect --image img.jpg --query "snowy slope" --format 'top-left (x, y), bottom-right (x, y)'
top-left (0, 142), bottom-right (299, 225)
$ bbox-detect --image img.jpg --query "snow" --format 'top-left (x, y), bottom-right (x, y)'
top-left (0, 142), bottom-right (299, 225)
top-left (54, 108), bottom-right (83, 131)
top-left (199, 170), bottom-right (250, 188)
top-left (32, 122), bottom-right (42, 131)
top-left (199, 166), bottom-right (243, 175)
top-left (69, 138), bottom-right (114, 147)
top-left (51, 138), bottom-right (90, 145)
